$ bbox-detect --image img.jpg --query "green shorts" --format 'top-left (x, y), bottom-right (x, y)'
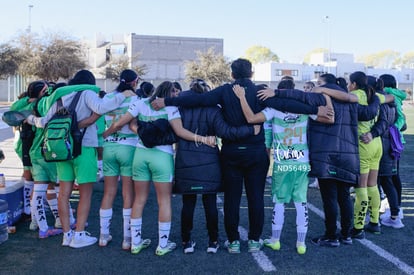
top-left (359, 137), bottom-right (382, 174)
top-left (56, 146), bottom-right (97, 184)
top-left (271, 164), bottom-right (309, 203)
top-left (31, 158), bottom-right (57, 182)
top-left (103, 143), bottom-right (135, 177)
top-left (132, 148), bottom-right (174, 183)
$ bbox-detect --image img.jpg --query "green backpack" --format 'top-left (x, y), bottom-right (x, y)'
top-left (42, 91), bottom-right (84, 162)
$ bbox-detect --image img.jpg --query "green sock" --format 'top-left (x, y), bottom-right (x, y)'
top-left (367, 186), bottom-right (380, 224)
top-left (354, 187), bottom-right (368, 230)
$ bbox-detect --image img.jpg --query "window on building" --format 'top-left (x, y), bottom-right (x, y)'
top-left (405, 74), bottom-right (410, 81)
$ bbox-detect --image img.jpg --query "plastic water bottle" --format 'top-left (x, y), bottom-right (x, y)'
top-left (0, 173), bottom-right (5, 188)
top-left (0, 199), bottom-right (8, 245)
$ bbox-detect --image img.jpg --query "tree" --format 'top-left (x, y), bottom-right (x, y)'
top-left (302, 48), bottom-right (328, 64)
top-left (10, 32), bottom-right (86, 81)
top-left (395, 52), bottom-right (414, 68)
top-left (0, 43), bottom-right (24, 79)
top-left (244, 45), bottom-right (279, 64)
top-left (185, 48), bottom-right (231, 88)
top-left (105, 54), bottom-right (148, 81)
top-left (357, 50), bottom-right (400, 69)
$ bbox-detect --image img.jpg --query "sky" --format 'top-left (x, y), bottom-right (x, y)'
top-left (1, 0), bottom-right (413, 63)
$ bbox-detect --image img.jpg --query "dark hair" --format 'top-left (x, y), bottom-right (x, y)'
top-left (231, 58), bottom-right (253, 79)
top-left (190, 79), bottom-right (210, 94)
top-left (172, 82), bottom-right (182, 92)
top-left (69, 69), bottom-right (96, 85)
top-left (277, 79), bottom-right (295, 89)
top-left (319, 73), bottom-right (348, 91)
top-left (52, 82), bottom-right (67, 92)
top-left (28, 81), bottom-right (48, 98)
top-left (367, 75), bottom-right (384, 92)
top-left (349, 71), bottom-right (375, 103)
top-left (136, 82), bottom-right (154, 98)
top-left (149, 81), bottom-right (174, 102)
top-left (116, 69), bottom-right (138, 92)
top-left (256, 84), bottom-right (268, 90)
top-left (379, 74), bottom-right (397, 89)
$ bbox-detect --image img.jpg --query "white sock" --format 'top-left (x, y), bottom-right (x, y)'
top-left (99, 208), bottom-right (113, 235)
top-left (123, 208), bottom-right (131, 240)
top-left (46, 189), bottom-right (59, 220)
top-left (54, 184), bottom-right (60, 198)
top-left (294, 202), bottom-right (309, 243)
top-left (69, 202), bottom-right (76, 225)
top-left (158, 221), bottom-right (171, 248)
top-left (23, 179), bottom-right (34, 215)
top-left (131, 218), bottom-right (142, 245)
top-left (271, 203), bottom-right (284, 240)
top-left (32, 184), bottom-right (49, 231)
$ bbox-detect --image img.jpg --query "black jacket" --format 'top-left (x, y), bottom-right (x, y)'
top-left (166, 79), bottom-right (318, 148)
top-left (370, 98), bottom-right (398, 176)
top-left (174, 90), bottom-right (254, 194)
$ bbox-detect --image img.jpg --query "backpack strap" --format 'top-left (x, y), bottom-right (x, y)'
top-left (68, 90), bottom-right (84, 112)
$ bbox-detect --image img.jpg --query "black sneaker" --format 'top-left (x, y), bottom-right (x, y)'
top-left (350, 228), bottom-right (365, 239)
top-left (364, 222), bottom-right (381, 234)
top-left (183, 240), bottom-right (196, 254)
top-left (207, 241), bottom-right (219, 254)
top-left (311, 236), bottom-right (340, 247)
top-left (339, 235), bottom-right (353, 245)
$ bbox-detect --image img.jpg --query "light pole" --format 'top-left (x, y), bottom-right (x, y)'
top-left (28, 4), bottom-right (34, 33)
top-left (324, 15), bottom-right (331, 73)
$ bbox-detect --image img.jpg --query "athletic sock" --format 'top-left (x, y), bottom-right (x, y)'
top-left (46, 189), bottom-right (59, 220)
top-left (131, 218), bottom-right (142, 245)
top-left (32, 184), bottom-right (49, 232)
top-left (271, 203), bottom-right (285, 240)
top-left (23, 179), bottom-right (34, 215)
top-left (99, 208), bottom-right (113, 235)
top-left (123, 208), bottom-right (131, 241)
top-left (158, 221), bottom-right (171, 248)
top-left (354, 187), bottom-right (368, 230)
top-left (294, 202), bottom-right (308, 243)
top-left (367, 185), bottom-right (380, 224)
top-left (68, 202), bottom-right (76, 225)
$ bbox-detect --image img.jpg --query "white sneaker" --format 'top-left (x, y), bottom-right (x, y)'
top-left (55, 217), bottom-right (62, 229)
top-left (69, 231), bottom-right (97, 248)
top-left (99, 234), bottom-right (112, 247)
top-left (62, 231), bottom-right (73, 246)
top-left (381, 216), bottom-right (404, 229)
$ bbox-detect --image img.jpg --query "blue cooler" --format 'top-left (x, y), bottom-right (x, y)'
top-left (0, 180), bottom-right (24, 225)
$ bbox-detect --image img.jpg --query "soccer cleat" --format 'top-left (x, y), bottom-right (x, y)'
top-left (311, 236), bottom-right (340, 247)
top-left (39, 227), bottom-right (63, 239)
top-left (131, 239), bottom-right (151, 254)
top-left (207, 241), bottom-right (219, 254)
top-left (364, 222), bottom-right (381, 234)
top-left (339, 235), bottom-right (353, 245)
top-left (122, 238), bottom-right (132, 250)
top-left (381, 216), bottom-right (404, 229)
top-left (99, 234), bottom-right (112, 247)
top-left (350, 228), bottom-right (365, 239)
top-left (264, 238), bottom-right (281, 250)
top-left (69, 231), bottom-right (97, 248)
top-left (155, 241), bottom-right (176, 256)
top-left (62, 231), bottom-right (73, 246)
top-left (183, 240), bottom-right (196, 254)
top-left (224, 240), bottom-right (240, 254)
top-left (296, 242), bottom-right (306, 255)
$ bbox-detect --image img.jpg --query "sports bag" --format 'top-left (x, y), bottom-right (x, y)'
top-left (42, 91), bottom-right (84, 162)
top-left (389, 124), bottom-right (404, 160)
